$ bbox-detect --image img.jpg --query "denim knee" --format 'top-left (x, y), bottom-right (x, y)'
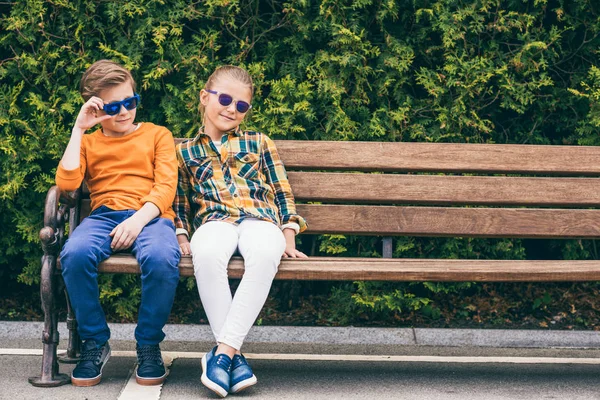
top-left (60, 238), bottom-right (102, 277)
top-left (138, 245), bottom-right (180, 281)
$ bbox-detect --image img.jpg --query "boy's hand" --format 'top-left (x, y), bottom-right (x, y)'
top-left (74, 96), bottom-right (113, 132)
top-left (282, 228), bottom-right (307, 258)
top-left (110, 216), bottom-right (145, 251)
top-left (178, 234), bottom-right (192, 255)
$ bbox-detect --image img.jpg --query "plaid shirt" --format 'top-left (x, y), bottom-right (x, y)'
top-left (174, 128), bottom-right (307, 235)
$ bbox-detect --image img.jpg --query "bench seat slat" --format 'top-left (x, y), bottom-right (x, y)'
top-left (289, 172), bottom-right (600, 206)
top-left (57, 255), bottom-right (600, 282)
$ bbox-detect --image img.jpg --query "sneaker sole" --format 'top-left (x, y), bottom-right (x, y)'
top-left (201, 353), bottom-right (228, 398)
top-left (230, 374), bottom-right (257, 393)
top-left (71, 349), bottom-right (111, 387)
top-left (135, 369), bottom-right (168, 386)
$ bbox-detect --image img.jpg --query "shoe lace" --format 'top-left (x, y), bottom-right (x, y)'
top-left (232, 353), bottom-right (247, 369)
top-left (80, 346), bottom-right (103, 363)
top-left (215, 354), bottom-right (232, 372)
top-left (137, 345), bottom-right (162, 363)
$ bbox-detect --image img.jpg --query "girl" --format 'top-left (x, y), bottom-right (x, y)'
top-left (173, 65), bottom-right (307, 397)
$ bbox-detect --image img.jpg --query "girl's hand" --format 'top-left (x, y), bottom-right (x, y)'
top-left (283, 246), bottom-right (307, 258)
top-left (110, 216), bottom-right (145, 251)
top-left (74, 96), bottom-right (113, 132)
top-left (282, 228), bottom-right (307, 258)
top-left (178, 234), bottom-right (192, 255)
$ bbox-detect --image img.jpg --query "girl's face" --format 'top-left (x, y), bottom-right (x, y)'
top-left (200, 77), bottom-right (252, 137)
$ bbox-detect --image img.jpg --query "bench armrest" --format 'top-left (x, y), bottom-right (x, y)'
top-left (40, 186), bottom-right (80, 256)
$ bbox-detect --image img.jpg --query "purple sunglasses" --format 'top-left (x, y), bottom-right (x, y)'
top-left (205, 89), bottom-right (252, 113)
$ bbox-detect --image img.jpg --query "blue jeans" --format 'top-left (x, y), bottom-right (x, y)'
top-left (60, 206), bottom-right (180, 345)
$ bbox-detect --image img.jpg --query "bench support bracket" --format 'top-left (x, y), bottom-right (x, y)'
top-left (382, 237), bottom-right (393, 258)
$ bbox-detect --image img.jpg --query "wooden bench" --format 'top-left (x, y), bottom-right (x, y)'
top-left (30, 139), bottom-right (600, 386)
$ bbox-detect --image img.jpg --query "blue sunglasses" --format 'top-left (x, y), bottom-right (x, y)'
top-left (103, 94), bottom-right (140, 116)
top-left (205, 89), bottom-right (252, 113)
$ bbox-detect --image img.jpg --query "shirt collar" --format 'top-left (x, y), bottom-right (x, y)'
top-left (196, 126), bottom-right (242, 141)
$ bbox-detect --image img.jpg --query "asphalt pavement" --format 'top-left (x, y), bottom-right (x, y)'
top-left (3, 321), bottom-right (600, 399)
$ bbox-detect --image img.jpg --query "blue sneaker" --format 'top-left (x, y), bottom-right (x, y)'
top-left (230, 353), bottom-right (257, 393)
top-left (71, 340), bottom-right (111, 387)
top-left (135, 344), bottom-right (167, 385)
top-left (201, 346), bottom-right (232, 398)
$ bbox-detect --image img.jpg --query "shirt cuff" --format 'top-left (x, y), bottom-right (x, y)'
top-left (141, 195), bottom-right (167, 215)
top-left (56, 164), bottom-right (84, 192)
top-left (281, 223), bottom-right (300, 235)
top-left (175, 228), bottom-right (189, 238)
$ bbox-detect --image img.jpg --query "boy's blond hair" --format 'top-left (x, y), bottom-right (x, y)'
top-left (200, 65), bottom-right (254, 116)
top-left (79, 60), bottom-right (136, 101)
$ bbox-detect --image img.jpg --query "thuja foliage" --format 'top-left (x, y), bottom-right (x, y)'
top-left (1, 0), bottom-right (600, 321)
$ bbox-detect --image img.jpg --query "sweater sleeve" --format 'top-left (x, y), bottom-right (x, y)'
top-left (140, 128), bottom-right (178, 214)
top-left (55, 138), bottom-right (87, 192)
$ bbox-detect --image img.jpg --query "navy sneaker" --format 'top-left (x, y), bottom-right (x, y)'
top-left (71, 339), bottom-right (111, 387)
top-left (135, 344), bottom-right (167, 385)
top-left (201, 346), bottom-right (232, 398)
top-left (230, 353), bottom-right (257, 393)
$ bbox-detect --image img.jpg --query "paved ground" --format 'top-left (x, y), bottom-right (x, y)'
top-left (6, 350), bottom-right (600, 400)
top-left (4, 321), bottom-right (600, 399)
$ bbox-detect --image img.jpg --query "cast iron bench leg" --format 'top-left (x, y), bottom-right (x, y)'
top-left (59, 284), bottom-right (80, 364)
top-left (29, 250), bottom-right (70, 387)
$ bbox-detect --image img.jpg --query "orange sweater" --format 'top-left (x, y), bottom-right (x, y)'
top-left (55, 122), bottom-right (177, 221)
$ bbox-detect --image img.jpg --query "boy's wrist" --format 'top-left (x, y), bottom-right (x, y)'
top-left (71, 126), bottom-right (85, 136)
top-left (126, 213), bottom-right (147, 230)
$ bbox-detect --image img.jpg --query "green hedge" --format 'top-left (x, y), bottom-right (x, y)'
top-left (1, 0), bottom-right (599, 321)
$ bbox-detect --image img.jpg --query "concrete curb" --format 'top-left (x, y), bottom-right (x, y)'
top-left (2, 321), bottom-right (600, 349)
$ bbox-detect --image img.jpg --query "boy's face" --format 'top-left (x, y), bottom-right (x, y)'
top-left (200, 78), bottom-right (252, 136)
top-left (97, 81), bottom-right (137, 137)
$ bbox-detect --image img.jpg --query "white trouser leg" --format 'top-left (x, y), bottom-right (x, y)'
top-left (190, 221), bottom-right (238, 342)
top-left (216, 219), bottom-right (286, 350)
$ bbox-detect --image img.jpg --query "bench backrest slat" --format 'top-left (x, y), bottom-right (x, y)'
top-left (296, 205), bottom-right (600, 238)
top-left (289, 172), bottom-right (600, 206)
top-left (175, 138), bottom-right (600, 175)
top-left (274, 141), bottom-right (600, 175)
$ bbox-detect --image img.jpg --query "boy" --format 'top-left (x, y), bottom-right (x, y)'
top-left (56, 60), bottom-right (180, 386)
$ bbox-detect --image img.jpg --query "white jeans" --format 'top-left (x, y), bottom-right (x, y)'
top-left (190, 219), bottom-right (286, 350)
